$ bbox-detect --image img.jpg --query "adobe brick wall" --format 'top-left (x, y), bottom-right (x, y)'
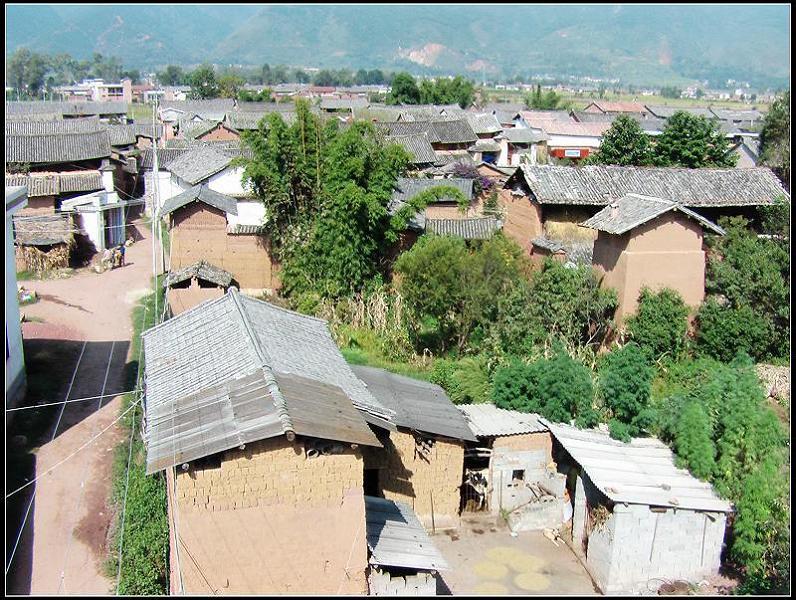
top-left (197, 125), bottom-right (240, 142)
top-left (175, 436), bottom-right (363, 512)
top-left (493, 432), bottom-right (553, 462)
top-left (378, 429), bottom-right (464, 531)
top-left (19, 196), bottom-right (56, 215)
top-left (169, 203), bottom-right (280, 293)
top-left (498, 188), bottom-right (543, 251)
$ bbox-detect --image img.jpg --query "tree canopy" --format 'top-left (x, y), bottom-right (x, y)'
top-left (758, 92), bottom-right (790, 188)
top-left (187, 64), bottom-right (220, 99)
top-left (654, 111), bottom-right (737, 168)
top-left (524, 84), bottom-right (571, 110)
top-left (587, 115), bottom-right (654, 166)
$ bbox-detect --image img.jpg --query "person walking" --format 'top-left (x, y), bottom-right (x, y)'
top-left (118, 243), bottom-right (126, 267)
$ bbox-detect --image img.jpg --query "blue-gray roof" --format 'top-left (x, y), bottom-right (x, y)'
top-left (160, 184), bottom-right (238, 217)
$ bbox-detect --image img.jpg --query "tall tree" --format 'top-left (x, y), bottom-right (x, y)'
top-left (218, 70), bottom-right (246, 99)
top-left (387, 72), bottom-right (421, 104)
top-left (758, 92), bottom-right (790, 189)
top-left (587, 115), bottom-right (654, 166)
top-left (187, 64), bottom-right (219, 99)
top-left (6, 48), bottom-right (48, 97)
top-left (158, 65), bottom-right (185, 86)
top-left (654, 111), bottom-right (737, 168)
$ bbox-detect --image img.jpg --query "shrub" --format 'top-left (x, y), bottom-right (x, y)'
top-left (430, 356), bottom-right (492, 405)
top-left (672, 400), bottom-right (716, 480)
top-left (695, 299), bottom-right (772, 362)
top-left (491, 358), bottom-right (541, 413)
top-left (598, 343), bottom-right (654, 439)
top-left (626, 287), bottom-right (689, 361)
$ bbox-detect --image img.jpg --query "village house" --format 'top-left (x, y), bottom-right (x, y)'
top-left (582, 100), bottom-right (651, 117)
top-left (384, 133), bottom-right (438, 169)
top-left (163, 259), bottom-right (234, 316)
top-left (457, 404), bottom-right (566, 531)
top-left (729, 136), bottom-right (760, 168)
top-left (543, 419), bottom-right (732, 595)
top-left (55, 78), bottom-right (133, 104)
top-left (581, 193), bottom-right (726, 320)
top-left (5, 186), bottom-right (28, 415)
top-left (352, 365), bottom-right (477, 531)
top-left (160, 181), bottom-right (279, 297)
top-left (495, 127), bottom-right (549, 167)
top-left (157, 99), bottom-right (236, 139)
top-left (142, 289), bottom-right (397, 594)
top-left (503, 164), bottom-right (789, 251)
top-left (528, 120), bottom-right (611, 162)
top-left (475, 162), bottom-right (538, 252)
top-left (5, 100), bottom-right (129, 122)
top-left (4, 170), bottom-right (104, 214)
top-left (375, 119), bottom-right (478, 153)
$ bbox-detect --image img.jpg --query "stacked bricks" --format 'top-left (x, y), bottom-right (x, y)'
top-left (380, 429), bottom-right (465, 531)
top-left (369, 568), bottom-right (437, 596)
top-left (175, 436), bottom-right (364, 512)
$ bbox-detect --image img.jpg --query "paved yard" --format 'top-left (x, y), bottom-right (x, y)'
top-left (7, 217), bottom-right (154, 595)
top-left (434, 516), bottom-right (599, 596)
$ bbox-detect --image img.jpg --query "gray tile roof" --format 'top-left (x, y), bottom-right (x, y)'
top-left (5, 117), bottom-right (102, 135)
top-left (130, 121), bottom-right (164, 138)
top-left (139, 147), bottom-right (191, 170)
top-left (13, 213), bottom-right (74, 246)
top-left (225, 111), bottom-right (269, 131)
top-left (5, 111), bottom-right (64, 122)
top-left (352, 365), bottom-right (476, 441)
top-left (385, 133), bottom-right (437, 164)
top-left (5, 130), bottom-right (112, 164)
top-left (709, 108), bottom-right (764, 122)
top-left (514, 164), bottom-right (789, 207)
top-left (531, 236), bottom-right (567, 253)
top-left (458, 404), bottom-right (548, 437)
top-left (376, 119), bottom-right (477, 145)
top-left (581, 193), bottom-right (726, 235)
top-left (465, 112), bottom-right (503, 135)
top-left (159, 99), bottom-right (235, 119)
top-left (4, 170), bottom-right (103, 197)
top-left (389, 177), bottom-right (474, 220)
top-left (166, 144), bottom-right (233, 185)
top-left (142, 289), bottom-right (391, 473)
top-left (498, 128), bottom-right (548, 143)
top-left (182, 119), bottom-right (229, 140)
top-left (569, 110), bottom-right (616, 123)
top-left (5, 100), bottom-right (128, 117)
top-left (365, 496), bottom-right (449, 571)
top-left (643, 105), bottom-right (716, 119)
top-left (105, 124), bottom-right (137, 146)
top-left (426, 216), bottom-right (503, 240)
top-left (160, 184), bottom-right (238, 217)
top-left (468, 139), bottom-right (501, 152)
top-left (164, 260), bottom-right (234, 288)
top-left (432, 150), bottom-right (478, 168)
top-left (320, 97), bottom-right (369, 111)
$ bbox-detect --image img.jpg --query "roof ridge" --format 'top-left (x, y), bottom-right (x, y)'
top-left (237, 293), bottom-right (330, 324)
top-left (227, 288), bottom-right (295, 437)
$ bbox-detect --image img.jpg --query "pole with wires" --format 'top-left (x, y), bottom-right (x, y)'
top-left (151, 100), bottom-right (160, 318)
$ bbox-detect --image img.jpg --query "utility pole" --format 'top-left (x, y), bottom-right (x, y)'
top-left (151, 100), bottom-right (161, 318)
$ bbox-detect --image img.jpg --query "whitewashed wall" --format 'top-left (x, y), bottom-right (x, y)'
top-left (227, 200), bottom-right (266, 227)
top-left (5, 188), bottom-right (27, 409)
top-left (547, 133), bottom-right (602, 149)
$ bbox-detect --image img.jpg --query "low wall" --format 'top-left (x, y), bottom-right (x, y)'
top-left (369, 568), bottom-right (438, 596)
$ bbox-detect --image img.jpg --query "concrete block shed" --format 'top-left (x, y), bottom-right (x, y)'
top-left (542, 419), bottom-right (732, 595)
top-left (457, 405), bottom-right (567, 530)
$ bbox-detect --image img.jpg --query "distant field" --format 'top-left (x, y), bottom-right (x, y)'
top-left (127, 103), bottom-right (153, 121)
top-left (485, 88), bottom-right (770, 111)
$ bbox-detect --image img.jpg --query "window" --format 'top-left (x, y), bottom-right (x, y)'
top-left (512, 469), bottom-right (525, 482)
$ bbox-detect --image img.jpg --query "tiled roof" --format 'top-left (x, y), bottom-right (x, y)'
top-left (391, 177), bottom-right (474, 206)
top-left (105, 124), bottom-right (137, 146)
top-left (582, 193), bottom-right (726, 235)
top-left (465, 112), bottom-right (503, 135)
top-left (543, 419), bottom-right (732, 512)
top-left (225, 112), bottom-right (269, 131)
top-left (352, 365), bottom-right (477, 441)
top-left (5, 130), bottom-right (112, 164)
top-left (166, 144), bottom-right (233, 185)
top-left (569, 111), bottom-right (616, 123)
top-left (498, 128), bottom-right (548, 143)
top-left (182, 120), bottom-right (233, 140)
top-left (139, 147), bottom-right (191, 170)
top-left (376, 119), bottom-right (477, 144)
top-left (643, 106), bottom-right (716, 119)
top-left (426, 216), bottom-right (503, 239)
top-left (159, 99), bottom-right (235, 119)
top-left (142, 289), bottom-right (392, 473)
top-left (5, 170), bottom-right (103, 197)
top-left (709, 108), bottom-right (765, 122)
top-left (585, 101), bottom-right (649, 114)
top-left (514, 164), bottom-right (789, 207)
top-left (531, 236), bottom-right (567, 253)
top-left (5, 100), bottom-right (127, 116)
top-left (5, 117), bottom-right (102, 135)
top-left (535, 120), bottom-right (612, 137)
top-left (320, 97), bottom-right (369, 111)
top-left (385, 133), bottom-right (437, 164)
top-left (468, 139), bottom-right (501, 152)
top-left (517, 110), bottom-right (573, 124)
top-left (433, 150), bottom-right (478, 167)
top-left (164, 260), bottom-right (234, 288)
top-left (5, 111), bottom-right (64, 122)
top-left (129, 121), bottom-right (164, 138)
top-left (458, 404), bottom-right (548, 437)
top-left (13, 213), bottom-right (74, 246)
top-left (160, 184), bottom-right (238, 217)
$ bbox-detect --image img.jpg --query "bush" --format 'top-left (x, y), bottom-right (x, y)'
top-left (626, 288), bottom-right (689, 361)
top-left (695, 299), bottom-right (772, 362)
top-left (598, 343), bottom-right (654, 439)
top-left (491, 358), bottom-right (541, 413)
top-left (672, 400), bottom-right (716, 480)
top-left (430, 356), bottom-right (491, 405)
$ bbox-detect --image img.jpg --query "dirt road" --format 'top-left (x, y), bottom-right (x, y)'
top-left (7, 218), bottom-right (154, 595)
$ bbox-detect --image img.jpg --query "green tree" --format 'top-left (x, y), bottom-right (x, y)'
top-left (187, 64), bottom-right (220, 99)
top-left (586, 115), bottom-right (654, 166)
top-left (6, 48), bottom-right (48, 97)
top-left (430, 356), bottom-right (491, 404)
top-left (654, 111), bottom-right (737, 168)
top-left (672, 400), bottom-right (716, 480)
top-left (218, 70), bottom-right (246, 99)
top-left (695, 299), bottom-right (772, 362)
top-left (659, 86), bottom-right (682, 99)
top-left (598, 343), bottom-right (654, 440)
top-left (158, 65), bottom-right (185, 86)
top-left (758, 92), bottom-right (790, 188)
top-left (387, 72), bottom-right (421, 104)
top-left (625, 288), bottom-right (689, 361)
top-left (524, 84), bottom-right (571, 110)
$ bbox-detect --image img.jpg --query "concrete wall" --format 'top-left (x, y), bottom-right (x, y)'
top-left (489, 433), bottom-right (556, 513)
top-left (5, 189), bottom-right (27, 413)
top-left (376, 430), bottom-right (464, 531)
top-left (592, 213), bottom-right (706, 320)
top-left (170, 436), bottom-right (368, 595)
top-left (226, 200), bottom-right (266, 228)
top-left (169, 202), bottom-right (280, 293)
top-left (586, 504), bottom-right (727, 594)
top-left (369, 568), bottom-right (438, 596)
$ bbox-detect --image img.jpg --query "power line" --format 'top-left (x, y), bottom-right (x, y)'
top-left (5, 389), bottom-right (139, 413)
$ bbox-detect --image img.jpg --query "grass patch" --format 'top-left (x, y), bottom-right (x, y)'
top-left (337, 325), bottom-right (434, 382)
top-left (16, 268), bottom-right (75, 281)
top-left (104, 276), bottom-right (170, 595)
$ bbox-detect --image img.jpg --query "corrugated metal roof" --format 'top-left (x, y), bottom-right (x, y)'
top-left (457, 404), bottom-right (548, 437)
top-left (581, 194), bottom-right (726, 235)
top-left (515, 164), bottom-right (789, 207)
top-left (542, 420), bottom-right (732, 513)
top-left (426, 217), bottom-right (503, 240)
top-left (365, 496), bottom-right (449, 572)
top-left (142, 289), bottom-right (389, 473)
top-left (160, 184), bottom-right (238, 217)
top-left (352, 365), bottom-right (476, 441)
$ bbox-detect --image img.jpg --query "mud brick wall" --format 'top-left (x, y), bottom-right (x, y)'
top-left (169, 202), bottom-right (280, 293)
top-left (493, 432), bottom-right (553, 463)
top-left (379, 429), bottom-right (464, 531)
top-left (175, 436), bottom-right (363, 512)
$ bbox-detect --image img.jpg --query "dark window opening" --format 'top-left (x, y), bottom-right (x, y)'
top-left (364, 468), bottom-right (382, 497)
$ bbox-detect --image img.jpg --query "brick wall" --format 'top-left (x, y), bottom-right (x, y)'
top-left (175, 436), bottom-right (363, 512)
top-left (197, 125), bottom-right (240, 142)
top-left (378, 430), bottom-right (464, 531)
top-left (169, 203), bottom-right (280, 292)
top-left (493, 432), bottom-right (553, 461)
